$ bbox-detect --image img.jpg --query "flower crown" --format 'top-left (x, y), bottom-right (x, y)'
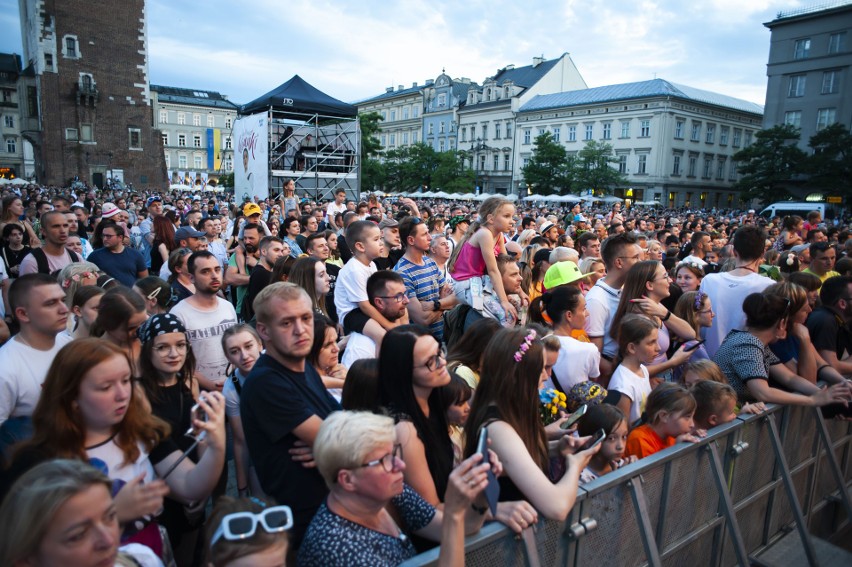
top-left (693, 290), bottom-right (706, 310)
top-left (513, 329), bottom-right (537, 363)
top-left (61, 272), bottom-right (97, 289)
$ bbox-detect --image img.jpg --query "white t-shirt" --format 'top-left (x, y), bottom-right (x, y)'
top-left (87, 437), bottom-right (156, 485)
top-left (223, 369), bottom-right (248, 418)
top-left (547, 335), bottom-right (601, 392)
top-left (700, 271), bottom-right (772, 358)
top-left (585, 279), bottom-right (622, 358)
top-left (326, 201), bottom-right (348, 221)
top-left (0, 334), bottom-right (73, 425)
top-left (341, 332), bottom-right (377, 367)
top-left (170, 297), bottom-right (238, 387)
top-left (334, 258), bottom-right (377, 324)
top-left (609, 363), bottom-right (651, 424)
top-left (19, 248), bottom-right (77, 275)
top-left (680, 255), bottom-right (707, 267)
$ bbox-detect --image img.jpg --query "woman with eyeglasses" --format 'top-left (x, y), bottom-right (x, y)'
top-left (205, 496), bottom-right (292, 567)
top-left (133, 275), bottom-right (172, 316)
top-left (298, 410), bottom-right (496, 567)
top-left (609, 261), bottom-right (697, 382)
top-left (0, 339), bottom-right (227, 563)
top-left (713, 293), bottom-right (852, 408)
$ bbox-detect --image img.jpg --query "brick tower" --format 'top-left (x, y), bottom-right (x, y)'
top-left (18, 0), bottom-right (165, 188)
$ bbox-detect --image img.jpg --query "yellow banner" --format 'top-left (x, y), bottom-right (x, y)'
top-left (213, 128), bottom-right (221, 170)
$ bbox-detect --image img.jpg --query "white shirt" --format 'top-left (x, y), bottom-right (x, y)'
top-left (680, 254), bottom-right (707, 267)
top-left (585, 279), bottom-right (621, 358)
top-left (341, 332), bottom-right (377, 367)
top-left (334, 258), bottom-right (377, 324)
top-left (609, 363), bottom-right (651, 424)
top-left (547, 334), bottom-right (601, 392)
top-left (0, 334), bottom-right (73, 424)
top-left (170, 297), bottom-right (238, 386)
top-left (326, 201), bottom-right (348, 221)
top-left (700, 271), bottom-right (772, 358)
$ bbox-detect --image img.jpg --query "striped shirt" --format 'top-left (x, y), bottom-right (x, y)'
top-left (395, 255), bottom-right (445, 340)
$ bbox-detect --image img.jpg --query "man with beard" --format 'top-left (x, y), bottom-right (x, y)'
top-left (240, 283), bottom-right (341, 550)
top-left (340, 271), bottom-right (409, 367)
top-left (19, 211), bottom-right (78, 275)
top-left (244, 236), bottom-right (287, 321)
top-left (170, 251), bottom-right (238, 391)
top-left (225, 223), bottom-right (262, 317)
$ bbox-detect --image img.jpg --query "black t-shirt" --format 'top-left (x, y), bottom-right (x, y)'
top-left (240, 354), bottom-right (341, 542)
top-left (806, 306), bottom-right (852, 359)
top-left (244, 264), bottom-right (272, 320)
top-left (325, 262), bottom-right (340, 323)
top-left (373, 248), bottom-right (404, 271)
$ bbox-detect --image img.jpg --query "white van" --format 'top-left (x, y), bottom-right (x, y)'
top-left (759, 202), bottom-right (827, 220)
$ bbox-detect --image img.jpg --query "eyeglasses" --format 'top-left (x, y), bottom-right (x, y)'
top-left (414, 345), bottom-right (447, 372)
top-left (376, 292), bottom-right (407, 304)
top-left (210, 505), bottom-right (293, 549)
top-left (360, 443), bottom-right (403, 473)
top-left (101, 233), bottom-right (119, 239)
top-left (618, 254), bottom-right (641, 262)
top-left (153, 342), bottom-right (189, 356)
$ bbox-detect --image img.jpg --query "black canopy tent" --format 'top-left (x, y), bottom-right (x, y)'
top-left (240, 75), bottom-right (360, 200)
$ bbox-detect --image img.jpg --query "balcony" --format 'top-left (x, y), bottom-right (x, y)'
top-left (76, 82), bottom-right (98, 107)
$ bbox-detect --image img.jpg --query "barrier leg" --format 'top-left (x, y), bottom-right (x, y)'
top-left (766, 413), bottom-right (820, 566)
top-left (811, 407), bottom-right (852, 523)
top-left (628, 477), bottom-right (662, 567)
top-left (707, 442), bottom-right (750, 566)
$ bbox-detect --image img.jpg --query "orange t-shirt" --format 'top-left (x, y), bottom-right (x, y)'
top-left (626, 424), bottom-right (676, 459)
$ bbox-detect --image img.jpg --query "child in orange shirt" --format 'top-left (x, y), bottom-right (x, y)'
top-left (626, 383), bottom-right (705, 459)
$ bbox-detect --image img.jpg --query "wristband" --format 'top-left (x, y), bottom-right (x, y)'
top-left (661, 310), bottom-right (672, 322)
top-left (816, 364), bottom-right (830, 377)
top-left (471, 502), bottom-right (487, 515)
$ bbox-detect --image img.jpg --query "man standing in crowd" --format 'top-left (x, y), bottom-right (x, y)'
top-left (244, 236), bottom-right (286, 321)
top-left (0, 274), bottom-right (72, 451)
top-left (139, 196), bottom-right (163, 268)
top-left (681, 231), bottom-right (712, 267)
top-left (200, 216), bottom-right (228, 268)
top-left (373, 217), bottom-right (403, 270)
top-left (803, 242), bottom-right (839, 285)
top-left (326, 188), bottom-right (348, 224)
top-left (240, 283), bottom-right (341, 549)
top-left (19, 211), bottom-right (78, 275)
top-left (586, 232), bottom-right (642, 382)
top-left (171, 251), bottom-right (237, 391)
top-left (395, 217), bottom-right (455, 341)
top-left (540, 221), bottom-right (559, 248)
top-left (428, 234), bottom-right (453, 281)
top-left (806, 276), bottom-right (852, 375)
top-left (700, 226), bottom-right (773, 358)
top-left (87, 223), bottom-right (148, 287)
top-left (226, 223), bottom-right (262, 317)
top-left (578, 232), bottom-right (601, 261)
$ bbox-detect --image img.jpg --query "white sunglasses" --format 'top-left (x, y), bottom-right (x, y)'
top-left (210, 505), bottom-right (293, 549)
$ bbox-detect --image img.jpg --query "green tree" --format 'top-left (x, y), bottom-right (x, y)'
top-left (573, 140), bottom-right (626, 195)
top-left (359, 112), bottom-right (386, 191)
top-left (433, 150), bottom-right (475, 193)
top-left (733, 124), bottom-right (808, 203)
top-left (807, 123), bottom-right (852, 199)
top-left (521, 132), bottom-right (573, 194)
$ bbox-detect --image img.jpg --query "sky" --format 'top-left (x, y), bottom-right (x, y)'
top-left (0, 0), bottom-right (830, 108)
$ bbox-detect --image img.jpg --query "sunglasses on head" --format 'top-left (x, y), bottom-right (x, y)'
top-left (209, 503), bottom-right (293, 550)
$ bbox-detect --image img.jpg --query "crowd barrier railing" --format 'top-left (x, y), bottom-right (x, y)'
top-left (400, 403), bottom-right (852, 567)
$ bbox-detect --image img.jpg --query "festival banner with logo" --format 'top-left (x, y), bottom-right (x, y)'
top-left (233, 112), bottom-right (269, 200)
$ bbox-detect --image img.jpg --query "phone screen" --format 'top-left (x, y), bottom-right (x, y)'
top-left (580, 428), bottom-right (606, 451)
top-left (477, 428), bottom-right (500, 516)
top-left (560, 404), bottom-right (588, 429)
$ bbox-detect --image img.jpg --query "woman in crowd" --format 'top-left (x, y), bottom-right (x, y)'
top-left (0, 195), bottom-right (40, 247)
top-left (323, 229), bottom-right (343, 268)
top-left (310, 315), bottom-right (347, 398)
top-left (712, 293), bottom-right (852, 407)
top-left (2, 223), bottom-right (32, 278)
top-left (1, 339), bottom-right (227, 561)
top-left (646, 240), bottom-right (664, 262)
top-left (67, 286), bottom-right (105, 340)
top-left (133, 276), bottom-right (172, 317)
top-left (57, 262), bottom-right (100, 311)
top-left (0, 460), bottom-right (162, 567)
top-left (523, 249), bottom-right (550, 304)
top-left (674, 261), bottom-right (704, 293)
top-left (542, 286), bottom-right (601, 392)
top-left (92, 286), bottom-right (149, 378)
top-left (205, 497), bottom-right (291, 567)
top-left (298, 410), bottom-right (496, 566)
top-left (578, 256), bottom-right (606, 288)
top-left (446, 317), bottom-right (501, 388)
top-left (150, 215), bottom-right (176, 276)
top-left (270, 255), bottom-right (297, 283)
top-left (463, 327), bottom-right (601, 521)
top-left (167, 248), bottom-right (194, 303)
top-left (289, 257), bottom-right (331, 321)
top-left (609, 261), bottom-right (697, 380)
top-left (341, 358), bottom-right (379, 412)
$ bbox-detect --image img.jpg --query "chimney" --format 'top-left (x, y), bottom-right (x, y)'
top-left (412, 82), bottom-right (418, 88)
top-left (459, 77), bottom-right (470, 84)
top-left (386, 87), bottom-right (394, 93)
top-left (425, 79), bottom-right (434, 86)
top-left (398, 84), bottom-right (404, 91)
top-left (532, 56), bottom-right (544, 67)
top-left (504, 64), bottom-right (515, 71)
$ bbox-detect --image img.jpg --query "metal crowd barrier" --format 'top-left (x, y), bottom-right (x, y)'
top-left (401, 403), bottom-right (852, 567)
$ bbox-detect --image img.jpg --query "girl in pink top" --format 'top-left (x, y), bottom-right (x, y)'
top-left (448, 196), bottom-right (518, 323)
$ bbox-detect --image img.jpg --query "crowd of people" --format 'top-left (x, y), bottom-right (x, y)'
top-left (0, 179), bottom-right (850, 567)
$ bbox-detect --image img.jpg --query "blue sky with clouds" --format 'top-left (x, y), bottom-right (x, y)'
top-left (0, 0), bottom-right (818, 107)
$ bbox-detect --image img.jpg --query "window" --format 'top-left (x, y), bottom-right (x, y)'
top-left (428, 123), bottom-right (434, 135)
top-left (621, 121), bottom-right (630, 138)
top-left (225, 118), bottom-right (232, 129)
top-left (506, 121), bottom-right (512, 138)
top-left (193, 155), bottom-right (202, 169)
top-left (413, 106), bottom-right (419, 118)
top-left (402, 107), bottom-right (409, 120)
top-left (224, 137), bottom-right (232, 149)
top-left (716, 158), bottom-right (725, 179)
top-left (537, 128), bottom-right (545, 137)
top-left (794, 38), bottom-right (811, 59)
top-left (674, 120), bottom-right (684, 139)
top-left (688, 156), bottom-right (697, 177)
top-left (568, 125), bottom-right (577, 142)
top-left (705, 124), bottom-right (715, 144)
top-left (207, 115), bottom-right (214, 127)
top-left (402, 132), bottom-right (408, 145)
top-left (178, 134), bottom-right (186, 147)
top-left (729, 161), bottom-right (737, 180)
top-left (691, 121), bottom-right (701, 141)
top-left (6, 137), bottom-right (16, 153)
top-left (523, 129), bottom-right (531, 144)
top-left (493, 155), bottom-right (499, 170)
top-left (161, 133), bottom-right (169, 146)
top-left (504, 154), bottom-right (510, 171)
top-left (226, 159), bottom-right (233, 171)
top-left (128, 128), bottom-right (142, 150)
top-left (380, 134), bottom-right (386, 146)
top-left (822, 71), bottom-right (839, 94)
top-left (461, 127), bottom-right (466, 142)
top-left (438, 93), bottom-right (446, 106)
top-left (177, 112), bottom-right (186, 125)
top-left (390, 110), bottom-right (396, 121)
top-left (602, 123), bottom-right (612, 140)
top-left (637, 154), bottom-right (647, 174)
top-left (788, 75), bottom-right (806, 97)
top-left (479, 155), bottom-right (486, 170)
top-left (440, 121), bottom-right (447, 134)
top-left (744, 131), bottom-right (752, 146)
top-left (80, 123), bottom-right (92, 142)
top-left (27, 86), bottom-right (37, 118)
top-left (178, 155), bottom-right (187, 168)
top-left (480, 124), bottom-right (485, 138)
top-left (816, 108), bottom-right (836, 131)
top-left (703, 158), bottom-right (712, 178)
top-left (784, 111), bottom-right (802, 128)
top-left (44, 53), bottom-right (53, 69)
top-left (640, 120), bottom-right (650, 137)
top-left (672, 154), bottom-right (681, 175)
top-left (193, 135), bottom-right (202, 148)
top-left (495, 123), bottom-right (501, 139)
top-left (439, 140), bottom-right (445, 152)
top-left (192, 114), bottom-right (200, 126)
top-left (584, 124), bottom-right (593, 140)
top-left (389, 134), bottom-right (395, 146)
top-left (719, 126), bottom-right (729, 145)
top-left (412, 131), bottom-right (418, 143)
top-left (164, 154), bottom-right (170, 168)
top-left (64, 36), bottom-right (78, 58)
top-left (159, 110), bottom-right (167, 124)
top-left (552, 127), bottom-right (560, 142)
top-left (470, 125), bottom-right (475, 139)
top-left (618, 154), bottom-right (628, 174)
top-left (3, 115), bottom-right (12, 128)
top-left (65, 128), bottom-right (78, 141)
top-left (732, 129), bottom-right (742, 147)
top-left (828, 32), bottom-right (846, 54)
